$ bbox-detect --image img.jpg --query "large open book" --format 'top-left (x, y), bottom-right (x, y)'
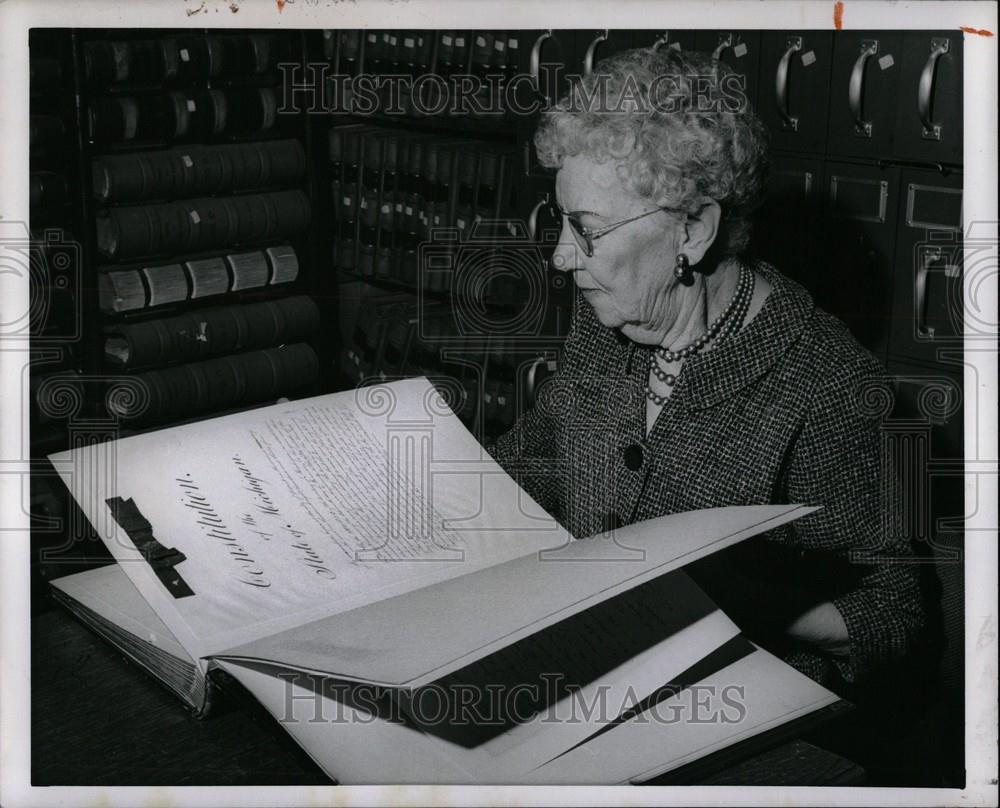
top-left (48, 377), bottom-right (842, 784)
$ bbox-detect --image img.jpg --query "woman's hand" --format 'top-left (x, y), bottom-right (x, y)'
top-left (786, 601), bottom-right (852, 658)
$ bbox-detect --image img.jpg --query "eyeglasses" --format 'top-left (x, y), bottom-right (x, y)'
top-left (553, 201), bottom-right (668, 258)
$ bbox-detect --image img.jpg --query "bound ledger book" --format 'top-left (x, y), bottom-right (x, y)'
top-left (48, 376), bottom-right (843, 784)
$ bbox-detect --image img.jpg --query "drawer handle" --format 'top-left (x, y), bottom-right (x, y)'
top-left (525, 356), bottom-right (547, 409)
top-left (651, 32), bottom-right (682, 52)
top-left (915, 247), bottom-right (942, 338)
top-left (712, 33), bottom-right (733, 61)
top-left (583, 30), bottom-right (608, 76)
top-left (775, 36), bottom-right (802, 131)
top-left (529, 30), bottom-right (554, 94)
top-left (918, 37), bottom-right (949, 141)
top-left (849, 39), bottom-right (878, 137)
top-left (527, 193), bottom-right (550, 240)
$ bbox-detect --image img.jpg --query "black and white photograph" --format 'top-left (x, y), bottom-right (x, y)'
top-left (0, 1), bottom-right (996, 805)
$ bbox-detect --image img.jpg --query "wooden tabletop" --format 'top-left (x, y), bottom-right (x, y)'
top-left (31, 606), bottom-right (865, 787)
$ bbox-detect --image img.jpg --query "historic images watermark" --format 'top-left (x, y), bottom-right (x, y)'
top-left (277, 64), bottom-right (751, 118)
top-left (277, 672), bottom-right (748, 728)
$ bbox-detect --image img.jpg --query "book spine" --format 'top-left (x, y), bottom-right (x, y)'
top-left (141, 263), bottom-right (189, 307)
top-left (96, 190), bottom-right (311, 261)
top-left (92, 139), bottom-right (306, 204)
top-left (88, 86), bottom-right (280, 145)
top-left (99, 270), bottom-right (146, 314)
top-left (175, 35), bottom-right (224, 81)
top-left (97, 244), bottom-right (300, 313)
top-left (104, 295), bottom-right (321, 368)
top-left (83, 40), bottom-right (130, 85)
top-left (185, 256), bottom-right (231, 299)
top-left (83, 33), bottom-right (276, 88)
top-left (264, 245), bottom-right (300, 285)
top-left (108, 343), bottom-right (319, 423)
top-left (227, 249), bottom-right (270, 290)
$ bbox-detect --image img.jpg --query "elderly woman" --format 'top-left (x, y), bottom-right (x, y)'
top-left (489, 47), bottom-right (923, 690)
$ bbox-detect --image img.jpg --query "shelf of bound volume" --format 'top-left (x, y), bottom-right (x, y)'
top-left (319, 28), bottom-right (570, 443)
top-left (30, 30), bottom-right (328, 445)
top-left (322, 29), bottom-right (523, 134)
top-left (340, 293), bottom-right (555, 443)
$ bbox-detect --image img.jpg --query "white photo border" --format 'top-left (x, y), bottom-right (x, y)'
top-left (1, 1), bottom-right (996, 806)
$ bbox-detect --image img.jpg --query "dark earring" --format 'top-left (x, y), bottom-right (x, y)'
top-left (674, 253), bottom-right (693, 285)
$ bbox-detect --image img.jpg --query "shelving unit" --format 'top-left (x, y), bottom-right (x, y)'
top-left (314, 28), bottom-right (570, 443)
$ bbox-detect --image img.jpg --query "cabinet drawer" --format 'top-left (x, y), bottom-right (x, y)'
top-left (887, 168), bottom-right (963, 364)
top-left (573, 29), bottom-right (633, 76)
top-left (758, 32), bottom-right (833, 154)
top-left (817, 160), bottom-right (901, 356)
top-left (515, 30), bottom-right (574, 178)
top-left (892, 31), bottom-right (963, 164)
top-left (693, 31), bottom-right (762, 112)
top-left (750, 152), bottom-right (824, 283)
top-left (826, 31), bottom-right (903, 158)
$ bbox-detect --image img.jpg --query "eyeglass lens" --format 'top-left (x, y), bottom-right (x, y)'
top-left (553, 202), bottom-right (593, 257)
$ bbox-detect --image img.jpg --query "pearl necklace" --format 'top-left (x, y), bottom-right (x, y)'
top-left (645, 263), bottom-right (755, 406)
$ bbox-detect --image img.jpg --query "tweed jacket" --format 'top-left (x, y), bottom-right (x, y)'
top-left (489, 260), bottom-right (924, 688)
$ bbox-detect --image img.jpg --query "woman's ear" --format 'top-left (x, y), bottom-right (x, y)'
top-left (680, 198), bottom-right (722, 266)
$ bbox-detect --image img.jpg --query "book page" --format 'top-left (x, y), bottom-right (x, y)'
top-left (215, 643), bottom-right (839, 784)
top-left (388, 571), bottom-right (743, 781)
top-left (49, 564), bottom-right (190, 663)
top-left (219, 502), bottom-right (814, 686)
top-left (216, 658), bottom-right (481, 784)
top-left (522, 646), bottom-right (841, 784)
top-left (48, 377), bottom-right (569, 660)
